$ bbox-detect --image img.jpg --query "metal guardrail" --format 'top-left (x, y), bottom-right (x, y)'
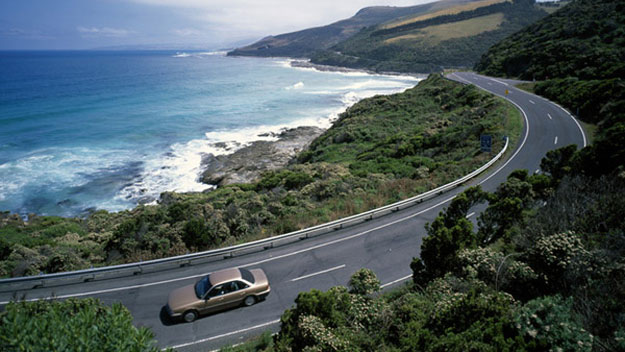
top-left (0, 138), bottom-right (508, 291)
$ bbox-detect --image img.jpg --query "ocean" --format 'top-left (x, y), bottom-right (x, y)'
top-left (0, 51), bottom-right (420, 217)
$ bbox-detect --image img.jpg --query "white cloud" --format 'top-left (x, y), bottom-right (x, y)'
top-left (172, 28), bottom-right (203, 37)
top-left (131, 0), bottom-right (435, 39)
top-left (77, 26), bottom-right (133, 38)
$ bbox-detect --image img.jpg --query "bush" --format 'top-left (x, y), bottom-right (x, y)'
top-left (0, 298), bottom-right (165, 352)
top-left (348, 268), bottom-right (381, 295)
top-left (515, 295), bottom-right (593, 351)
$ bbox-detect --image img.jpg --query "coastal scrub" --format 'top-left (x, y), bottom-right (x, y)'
top-left (0, 74), bottom-right (521, 277)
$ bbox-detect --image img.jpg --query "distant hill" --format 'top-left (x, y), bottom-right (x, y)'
top-left (311, 0), bottom-right (549, 73)
top-left (475, 0), bottom-right (625, 80)
top-left (228, 0), bottom-right (486, 58)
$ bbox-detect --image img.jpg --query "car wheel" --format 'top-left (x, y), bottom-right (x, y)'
top-left (183, 310), bottom-right (198, 323)
top-left (243, 296), bottom-right (257, 307)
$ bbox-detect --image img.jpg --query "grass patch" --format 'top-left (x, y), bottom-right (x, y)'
top-left (515, 82), bottom-right (536, 93)
top-left (383, 0), bottom-right (508, 29)
top-left (385, 13), bottom-right (505, 45)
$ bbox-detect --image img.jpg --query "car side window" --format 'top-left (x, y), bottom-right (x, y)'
top-left (235, 281), bottom-right (249, 290)
top-left (207, 284), bottom-right (225, 298)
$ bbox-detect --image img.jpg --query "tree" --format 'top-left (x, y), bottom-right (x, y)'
top-left (412, 187), bottom-right (486, 286)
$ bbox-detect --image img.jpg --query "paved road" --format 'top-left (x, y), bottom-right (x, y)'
top-left (0, 72), bottom-right (586, 351)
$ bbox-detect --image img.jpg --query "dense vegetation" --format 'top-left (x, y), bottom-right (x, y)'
top-left (0, 298), bottom-right (166, 351)
top-left (0, 75), bottom-right (520, 277)
top-left (475, 0), bottom-right (625, 81)
top-left (221, 143), bottom-right (625, 352)
top-left (311, 0), bottom-right (549, 73)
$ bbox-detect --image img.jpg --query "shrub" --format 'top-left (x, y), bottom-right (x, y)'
top-left (348, 268), bottom-right (381, 295)
top-left (0, 298), bottom-right (165, 352)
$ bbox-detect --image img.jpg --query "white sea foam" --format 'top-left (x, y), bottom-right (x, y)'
top-left (286, 81), bottom-right (305, 90)
top-left (173, 51), bottom-right (228, 58)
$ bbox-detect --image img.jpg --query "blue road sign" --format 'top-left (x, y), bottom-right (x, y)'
top-left (481, 135), bottom-right (492, 152)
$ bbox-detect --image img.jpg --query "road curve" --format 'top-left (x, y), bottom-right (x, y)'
top-left (0, 72), bottom-right (586, 351)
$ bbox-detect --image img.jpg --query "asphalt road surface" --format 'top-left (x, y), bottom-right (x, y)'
top-left (0, 72), bottom-right (587, 351)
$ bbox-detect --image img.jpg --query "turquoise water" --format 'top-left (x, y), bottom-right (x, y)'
top-left (0, 51), bottom-right (420, 217)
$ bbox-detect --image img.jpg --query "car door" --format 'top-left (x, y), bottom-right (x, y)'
top-left (201, 283), bottom-right (229, 314)
top-left (220, 281), bottom-right (249, 309)
top-left (228, 280), bottom-right (250, 307)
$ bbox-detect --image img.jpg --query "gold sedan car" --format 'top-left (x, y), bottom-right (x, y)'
top-left (166, 267), bottom-right (270, 322)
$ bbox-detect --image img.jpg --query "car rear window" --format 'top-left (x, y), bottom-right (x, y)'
top-left (240, 268), bottom-right (255, 283)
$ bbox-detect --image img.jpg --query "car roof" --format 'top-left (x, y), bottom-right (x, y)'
top-left (208, 268), bottom-right (242, 285)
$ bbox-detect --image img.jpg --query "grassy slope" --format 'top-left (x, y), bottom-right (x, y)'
top-left (0, 75), bottom-right (521, 277)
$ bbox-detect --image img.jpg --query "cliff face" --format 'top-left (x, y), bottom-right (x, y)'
top-left (227, 0), bottom-right (475, 58)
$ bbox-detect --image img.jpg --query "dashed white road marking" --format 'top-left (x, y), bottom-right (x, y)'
top-left (554, 136), bottom-right (558, 145)
top-left (466, 212), bottom-right (476, 219)
top-left (529, 99), bottom-right (536, 104)
top-left (547, 113), bottom-right (553, 120)
top-left (291, 265), bottom-right (346, 282)
top-left (535, 169), bottom-right (540, 174)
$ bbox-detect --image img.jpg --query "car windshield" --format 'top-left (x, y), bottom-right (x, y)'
top-left (194, 276), bottom-right (211, 299)
top-left (240, 268), bottom-right (255, 284)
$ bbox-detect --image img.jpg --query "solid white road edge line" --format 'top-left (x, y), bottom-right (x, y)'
top-left (167, 319), bottom-right (281, 350)
top-left (488, 77), bottom-right (509, 86)
top-left (291, 265), bottom-right (346, 282)
top-left (380, 274), bottom-right (412, 289)
top-left (0, 273), bottom-right (208, 305)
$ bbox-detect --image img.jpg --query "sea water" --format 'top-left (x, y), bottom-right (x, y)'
top-left (0, 51), bottom-right (420, 217)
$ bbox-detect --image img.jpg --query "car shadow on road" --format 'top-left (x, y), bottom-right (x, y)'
top-left (159, 306), bottom-right (178, 326)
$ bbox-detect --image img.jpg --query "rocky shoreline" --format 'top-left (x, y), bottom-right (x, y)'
top-left (290, 59), bottom-right (422, 78)
top-left (200, 126), bottom-right (325, 187)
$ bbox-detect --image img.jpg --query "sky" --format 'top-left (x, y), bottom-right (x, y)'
top-left (0, 0), bottom-right (436, 50)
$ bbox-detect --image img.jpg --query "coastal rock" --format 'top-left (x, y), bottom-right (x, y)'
top-left (200, 126), bottom-right (324, 186)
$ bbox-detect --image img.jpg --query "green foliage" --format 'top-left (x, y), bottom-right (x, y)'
top-left (533, 78), bottom-right (625, 124)
top-left (412, 186), bottom-right (486, 286)
top-left (0, 298), bottom-right (164, 352)
top-left (476, 0), bottom-right (625, 80)
top-left (348, 268), bottom-right (381, 295)
top-left (515, 296), bottom-right (593, 351)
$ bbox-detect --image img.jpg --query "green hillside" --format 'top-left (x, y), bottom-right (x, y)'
top-left (228, 0), bottom-right (478, 58)
top-left (311, 0), bottom-right (549, 73)
top-left (475, 0), bottom-right (625, 80)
